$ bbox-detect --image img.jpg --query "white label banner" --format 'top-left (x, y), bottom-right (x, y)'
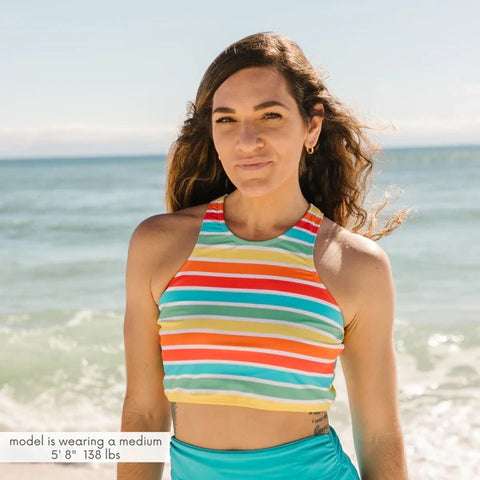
top-left (0, 432), bottom-right (172, 463)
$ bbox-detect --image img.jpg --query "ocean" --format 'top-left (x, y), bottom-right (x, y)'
top-left (0, 146), bottom-right (479, 478)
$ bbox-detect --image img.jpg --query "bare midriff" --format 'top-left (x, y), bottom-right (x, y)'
top-left (171, 402), bottom-right (330, 450)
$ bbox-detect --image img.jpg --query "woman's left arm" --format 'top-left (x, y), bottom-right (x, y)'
top-left (341, 242), bottom-right (409, 480)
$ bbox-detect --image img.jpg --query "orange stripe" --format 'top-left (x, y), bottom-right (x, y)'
top-left (181, 259), bottom-right (318, 280)
top-left (304, 210), bottom-right (323, 223)
top-left (162, 332), bottom-right (342, 360)
top-left (208, 201), bottom-right (223, 211)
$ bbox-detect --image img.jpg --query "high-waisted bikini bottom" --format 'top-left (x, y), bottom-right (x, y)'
top-left (169, 425), bottom-right (360, 480)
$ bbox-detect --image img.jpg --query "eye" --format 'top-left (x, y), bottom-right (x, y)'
top-left (263, 112), bottom-right (282, 119)
top-left (215, 116), bottom-right (235, 124)
top-left (214, 112), bottom-right (282, 124)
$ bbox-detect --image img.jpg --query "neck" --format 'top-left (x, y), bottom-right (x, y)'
top-left (223, 184), bottom-right (309, 241)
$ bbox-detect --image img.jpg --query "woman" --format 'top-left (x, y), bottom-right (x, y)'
top-left (118, 32), bottom-right (409, 480)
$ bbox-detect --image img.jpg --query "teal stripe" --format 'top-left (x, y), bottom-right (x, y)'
top-left (165, 362), bottom-right (334, 388)
top-left (160, 290), bottom-right (344, 326)
top-left (197, 233), bottom-right (232, 243)
top-left (164, 376), bottom-right (336, 401)
top-left (159, 304), bottom-right (343, 338)
top-left (201, 220), bottom-right (230, 234)
top-left (200, 222), bottom-right (315, 250)
top-left (282, 227), bottom-right (316, 244)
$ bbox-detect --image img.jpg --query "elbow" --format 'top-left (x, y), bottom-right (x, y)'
top-left (121, 393), bottom-right (172, 433)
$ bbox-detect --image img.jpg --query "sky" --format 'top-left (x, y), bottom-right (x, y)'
top-left (1, 0), bottom-right (479, 159)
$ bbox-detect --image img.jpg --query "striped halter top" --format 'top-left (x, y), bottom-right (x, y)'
top-left (157, 194), bottom-right (345, 412)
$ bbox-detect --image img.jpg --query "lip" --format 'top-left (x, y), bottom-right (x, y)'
top-left (235, 160), bottom-right (272, 170)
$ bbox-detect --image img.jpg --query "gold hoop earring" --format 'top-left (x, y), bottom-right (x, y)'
top-left (306, 146), bottom-right (314, 155)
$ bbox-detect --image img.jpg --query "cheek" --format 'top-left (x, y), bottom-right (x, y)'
top-left (211, 128), bottom-right (230, 154)
top-left (269, 120), bottom-right (307, 146)
top-left (273, 130), bottom-right (306, 157)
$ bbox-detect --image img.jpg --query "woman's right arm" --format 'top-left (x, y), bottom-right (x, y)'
top-left (117, 218), bottom-right (172, 480)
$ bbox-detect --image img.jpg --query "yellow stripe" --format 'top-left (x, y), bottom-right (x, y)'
top-left (166, 391), bottom-right (333, 413)
top-left (161, 318), bottom-right (338, 345)
top-left (192, 246), bottom-right (313, 267)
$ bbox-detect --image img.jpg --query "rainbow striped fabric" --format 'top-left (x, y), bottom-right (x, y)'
top-left (157, 194), bottom-right (345, 412)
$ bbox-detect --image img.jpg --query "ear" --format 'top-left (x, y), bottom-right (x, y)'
top-left (305, 103), bottom-right (324, 147)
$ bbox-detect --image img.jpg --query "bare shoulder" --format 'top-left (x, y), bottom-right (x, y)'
top-left (129, 202), bottom-right (210, 302)
top-left (324, 216), bottom-right (392, 284)
top-left (337, 218), bottom-right (389, 263)
top-left (131, 203), bottom-right (207, 246)
top-left (314, 216), bottom-right (394, 326)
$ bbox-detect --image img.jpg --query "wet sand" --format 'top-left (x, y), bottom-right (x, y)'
top-left (1, 462), bottom-right (172, 479)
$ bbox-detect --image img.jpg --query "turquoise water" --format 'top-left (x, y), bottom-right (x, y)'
top-left (1, 147), bottom-right (479, 478)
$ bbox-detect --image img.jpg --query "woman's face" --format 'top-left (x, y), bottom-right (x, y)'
top-left (211, 66), bottom-right (322, 197)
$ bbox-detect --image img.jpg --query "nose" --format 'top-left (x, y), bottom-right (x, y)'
top-left (236, 121), bottom-right (264, 153)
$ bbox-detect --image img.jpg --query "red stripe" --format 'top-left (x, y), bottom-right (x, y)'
top-left (162, 347), bottom-right (336, 374)
top-left (204, 211), bottom-right (220, 221)
top-left (168, 265), bottom-right (338, 306)
top-left (170, 263), bottom-right (339, 306)
top-left (169, 275), bottom-right (337, 304)
top-left (297, 219), bottom-right (319, 234)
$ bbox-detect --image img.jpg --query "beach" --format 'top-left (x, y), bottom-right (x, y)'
top-left (2, 463), bottom-right (118, 480)
top-left (1, 147), bottom-right (479, 478)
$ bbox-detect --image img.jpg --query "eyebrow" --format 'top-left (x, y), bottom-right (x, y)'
top-left (212, 100), bottom-right (289, 115)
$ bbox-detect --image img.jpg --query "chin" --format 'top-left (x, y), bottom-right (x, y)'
top-left (228, 178), bottom-right (282, 198)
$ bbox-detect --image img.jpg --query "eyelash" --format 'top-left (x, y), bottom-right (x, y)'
top-left (215, 112), bottom-right (282, 123)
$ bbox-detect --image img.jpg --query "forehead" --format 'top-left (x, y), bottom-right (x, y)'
top-left (212, 67), bottom-right (294, 107)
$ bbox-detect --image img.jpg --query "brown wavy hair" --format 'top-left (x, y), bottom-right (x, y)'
top-left (165, 31), bottom-right (409, 240)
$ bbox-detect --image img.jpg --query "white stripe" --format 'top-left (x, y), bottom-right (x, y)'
top-left (160, 301), bottom-right (343, 330)
top-left (173, 270), bottom-right (327, 289)
top-left (161, 344), bottom-right (336, 364)
top-left (183, 256), bottom-right (316, 272)
top-left (165, 373), bottom-right (330, 391)
top-left (165, 387), bottom-right (334, 404)
top-left (159, 313), bottom-right (340, 342)
top-left (164, 359), bottom-right (334, 378)
top-left (166, 285), bottom-right (337, 309)
top-left (160, 328), bottom-right (343, 349)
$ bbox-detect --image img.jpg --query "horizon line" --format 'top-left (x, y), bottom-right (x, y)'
top-left (1, 143), bottom-right (479, 162)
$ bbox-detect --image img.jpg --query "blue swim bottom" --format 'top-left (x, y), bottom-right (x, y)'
top-left (169, 426), bottom-right (360, 480)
